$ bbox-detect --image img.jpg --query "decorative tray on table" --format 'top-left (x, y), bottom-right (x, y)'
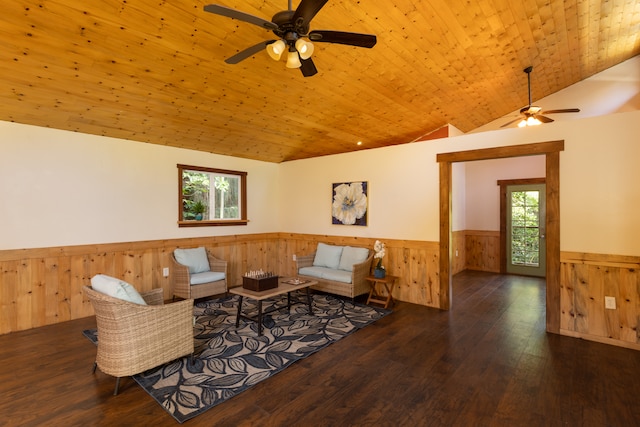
top-left (282, 278), bottom-right (310, 285)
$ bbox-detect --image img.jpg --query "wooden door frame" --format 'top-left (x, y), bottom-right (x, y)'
top-left (436, 140), bottom-right (563, 334)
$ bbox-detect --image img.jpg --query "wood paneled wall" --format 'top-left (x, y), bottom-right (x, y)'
top-left (4, 234), bottom-right (639, 351)
top-left (452, 230), bottom-right (501, 274)
top-left (0, 233), bottom-right (441, 335)
top-left (465, 230), bottom-right (500, 273)
top-left (0, 234), bottom-right (281, 335)
top-left (560, 252), bottom-right (640, 349)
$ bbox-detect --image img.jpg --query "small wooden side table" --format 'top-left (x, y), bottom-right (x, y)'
top-left (366, 275), bottom-right (399, 309)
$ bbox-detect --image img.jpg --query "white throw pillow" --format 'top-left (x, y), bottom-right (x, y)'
top-left (174, 247), bottom-right (211, 274)
top-left (338, 246), bottom-right (370, 272)
top-left (313, 243), bottom-right (344, 270)
top-left (91, 274), bottom-right (147, 305)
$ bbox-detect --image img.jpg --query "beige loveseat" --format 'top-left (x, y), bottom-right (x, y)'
top-left (295, 243), bottom-right (373, 299)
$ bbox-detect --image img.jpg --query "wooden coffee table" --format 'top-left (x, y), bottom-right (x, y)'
top-left (229, 278), bottom-right (317, 335)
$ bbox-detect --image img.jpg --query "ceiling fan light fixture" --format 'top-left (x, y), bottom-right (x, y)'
top-left (295, 38), bottom-right (314, 60)
top-left (527, 116), bottom-right (542, 126)
top-left (518, 116), bottom-right (542, 127)
top-left (286, 50), bottom-right (302, 68)
top-left (266, 40), bottom-right (286, 61)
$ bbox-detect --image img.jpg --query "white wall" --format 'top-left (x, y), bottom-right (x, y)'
top-left (279, 110), bottom-right (640, 256)
top-left (2, 111), bottom-right (639, 257)
top-left (0, 122), bottom-right (280, 250)
top-left (464, 156), bottom-right (545, 231)
top-left (278, 141), bottom-right (442, 241)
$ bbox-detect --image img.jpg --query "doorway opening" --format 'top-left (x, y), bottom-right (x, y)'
top-left (498, 178), bottom-right (547, 277)
top-left (437, 140), bottom-right (564, 334)
top-left (507, 184), bottom-right (546, 277)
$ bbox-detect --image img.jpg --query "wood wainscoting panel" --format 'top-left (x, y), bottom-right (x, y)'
top-left (0, 233), bottom-right (442, 334)
top-left (464, 230), bottom-right (500, 273)
top-left (0, 234), bottom-right (282, 335)
top-left (560, 252), bottom-right (640, 349)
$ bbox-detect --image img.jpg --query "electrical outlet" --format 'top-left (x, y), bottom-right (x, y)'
top-left (163, 267), bottom-right (169, 277)
top-left (292, 254), bottom-right (297, 261)
top-left (605, 296), bottom-right (616, 310)
top-left (455, 250), bottom-right (459, 257)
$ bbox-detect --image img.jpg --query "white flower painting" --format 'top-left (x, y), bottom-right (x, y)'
top-left (332, 181), bottom-right (368, 226)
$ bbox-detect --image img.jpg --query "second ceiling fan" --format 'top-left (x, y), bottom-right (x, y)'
top-left (204, 0), bottom-right (377, 77)
top-left (501, 66), bottom-right (580, 128)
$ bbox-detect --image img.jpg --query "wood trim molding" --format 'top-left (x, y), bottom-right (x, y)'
top-left (439, 161), bottom-right (452, 309)
top-left (436, 140), bottom-right (564, 163)
top-left (0, 233), bottom-right (281, 262)
top-left (545, 151), bottom-right (561, 333)
top-left (561, 251), bottom-right (640, 268)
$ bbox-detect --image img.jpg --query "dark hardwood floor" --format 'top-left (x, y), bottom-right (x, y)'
top-left (2, 271), bottom-right (640, 426)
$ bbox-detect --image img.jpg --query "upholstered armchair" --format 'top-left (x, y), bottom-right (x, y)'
top-left (83, 283), bottom-right (194, 395)
top-left (171, 247), bottom-right (228, 300)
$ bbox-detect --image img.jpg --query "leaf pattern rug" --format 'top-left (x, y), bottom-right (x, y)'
top-left (84, 292), bottom-right (390, 423)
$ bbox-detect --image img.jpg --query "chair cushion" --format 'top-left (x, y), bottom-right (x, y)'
top-left (91, 274), bottom-right (147, 305)
top-left (190, 271), bottom-right (226, 285)
top-left (174, 247), bottom-right (210, 274)
top-left (338, 246), bottom-right (370, 272)
top-left (313, 243), bottom-right (344, 270)
top-left (299, 266), bottom-right (352, 284)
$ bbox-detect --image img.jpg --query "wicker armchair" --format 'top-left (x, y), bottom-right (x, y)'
top-left (171, 249), bottom-right (228, 300)
top-left (83, 286), bottom-right (194, 395)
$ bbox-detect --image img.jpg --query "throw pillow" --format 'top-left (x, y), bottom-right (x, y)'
top-left (174, 247), bottom-right (211, 274)
top-left (91, 274), bottom-right (147, 305)
top-left (313, 243), bottom-right (344, 270)
top-left (338, 246), bottom-right (370, 271)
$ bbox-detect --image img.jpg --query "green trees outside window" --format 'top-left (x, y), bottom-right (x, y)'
top-left (511, 190), bottom-right (540, 266)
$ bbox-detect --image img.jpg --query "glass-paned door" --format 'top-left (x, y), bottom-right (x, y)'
top-left (506, 184), bottom-right (546, 277)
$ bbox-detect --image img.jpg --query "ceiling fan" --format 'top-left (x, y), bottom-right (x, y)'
top-left (203, 0), bottom-right (377, 77)
top-left (501, 66), bottom-right (580, 128)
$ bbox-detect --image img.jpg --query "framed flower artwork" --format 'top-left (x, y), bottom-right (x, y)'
top-left (331, 181), bottom-right (368, 226)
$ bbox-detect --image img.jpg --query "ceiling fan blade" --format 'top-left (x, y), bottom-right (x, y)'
top-left (204, 4), bottom-right (278, 30)
top-left (308, 30), bottom-right (377, 48)
top-left (224, 40), bottom-right (276, 64)
top-left (540, 108), bottom-right (581, 114)
top-left (534, 114), bottom-right (554, 123)
top-left (293, 0), bottom-right (329, 27)
top-left (500, 118), bottom-right (523, 128)
top-left (300, 57), bottom-right (318, 77)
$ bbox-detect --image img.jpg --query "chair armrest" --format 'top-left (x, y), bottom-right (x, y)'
top-left (352, 254), bottom-right (374, 295)
top-left (171, 254), bottom-right (191, 293)
top-left (207, 252), bottom-right (228, 275)
top-left (296, 253), bottom-right (315, 270)
top-left (140, 288), bottom-right (164, 306)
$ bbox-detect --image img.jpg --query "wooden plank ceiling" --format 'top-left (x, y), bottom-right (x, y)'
top-left (1, 0), bottom-right (639, 163)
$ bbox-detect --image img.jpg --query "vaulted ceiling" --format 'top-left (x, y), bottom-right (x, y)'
top-left (2, 0), bottom-right (639, 163)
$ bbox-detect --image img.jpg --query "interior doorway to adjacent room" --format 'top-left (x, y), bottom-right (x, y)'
top-left (437, 140), bottom-right (563, 334)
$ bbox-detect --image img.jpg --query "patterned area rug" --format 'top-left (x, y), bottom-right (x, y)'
top-left (83, 292), bottom-right (390, 423)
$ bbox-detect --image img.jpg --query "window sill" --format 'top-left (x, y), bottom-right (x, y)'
top-left (178, 220), bottom-right (249, 227)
